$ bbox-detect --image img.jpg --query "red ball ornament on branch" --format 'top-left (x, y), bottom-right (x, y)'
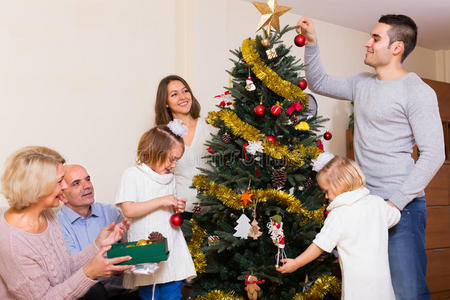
top-left (170, 213), bottom-right (183, 227)
top-left (267, 135), bottom-right (276, 142)
top-left (270, 103), bottom-right (282, 116)
top-left (298, 79), bottom-right (307, 90)
top-left (294, 34), bottom-right (306, 47)
top-left (254, 104), bottom-right (266, 116)
top-left (317, 139), bottom-right (324, 151)
top-left (324, 131), bottom-right (332, 140)
top-left (208, 146), bottom-right (216, 154)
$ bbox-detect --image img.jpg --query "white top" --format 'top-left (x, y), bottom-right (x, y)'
top-left (313, 188), bottom-right (400, 300)
top-left (174, 117), bottom-right (214, 212)
top-left (115, 164), bottom-right (196, 288)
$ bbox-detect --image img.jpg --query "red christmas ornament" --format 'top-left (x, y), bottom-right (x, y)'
top-left (324, 210), bottom-right (330, 218)
top-left (254, 104), bottom-right (266, 116)
top-left (208, 146), bottom-right (216, 154)
top-left (267, 135), bottom-right (276, 142)
top-left (294, 34), bottom-right (306, 47)
top-left (255, 168), bottom-right (261, 177)
top-left (324, 131), bottom-right (332, 140)
top-left (317, 139), bottom-right (324, 151)
top-left (170, 213), bottom-right (183, 227)
top-left (270, 103), bottom-right (282, 116)
top-left (298, 79), bottom-right (307, 90)
top-left (243, 142), bottom-right (249, 160)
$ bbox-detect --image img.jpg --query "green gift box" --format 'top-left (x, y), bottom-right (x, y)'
top-left (107, 239), bottom-right (169, 265)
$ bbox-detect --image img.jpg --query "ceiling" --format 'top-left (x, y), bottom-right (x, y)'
top-left (245, 0), bottom-right (450, 50)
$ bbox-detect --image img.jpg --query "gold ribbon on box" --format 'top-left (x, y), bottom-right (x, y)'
top-left (241, 38), bottom-right (309, 107)
top-left (207, 110), bottom-right (321, 167)
top-left (193, 175), bottom-right (325, 223)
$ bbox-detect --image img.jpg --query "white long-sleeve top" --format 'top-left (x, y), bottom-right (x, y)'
top-left (313, 187), bottom-right (400, 300)
top-left (115, 164), bottom-right (196, 288)
top-left (305, 43), bottom-right (445, 210)
top-left (174, 117), bottom-right (214, 212)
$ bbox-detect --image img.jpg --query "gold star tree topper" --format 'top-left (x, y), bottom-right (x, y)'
top-left (252, 0), bottom-right (291, 33)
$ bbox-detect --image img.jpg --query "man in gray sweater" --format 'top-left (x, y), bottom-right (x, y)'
top-left (297, 15), bottom-right (444, 300)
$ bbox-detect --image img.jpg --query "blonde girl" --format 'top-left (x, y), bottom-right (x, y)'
top-left (277, 155), bottom-right (400, 300)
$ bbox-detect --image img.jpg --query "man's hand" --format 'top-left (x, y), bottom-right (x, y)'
top-left (95, 218), bottom-right (130, 248)
top-left (296, 17), bottom-right (317, 45)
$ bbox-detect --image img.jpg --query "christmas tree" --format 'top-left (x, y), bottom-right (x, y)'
top-left (185, 2), bottom-right (340, 299)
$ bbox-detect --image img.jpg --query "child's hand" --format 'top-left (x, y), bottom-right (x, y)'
top-left (176, 198), bottom-right (186, 213)
top-left (276, 258), bottom-right (300, 273)
top-left (160, 195), bottom-right (178, 210)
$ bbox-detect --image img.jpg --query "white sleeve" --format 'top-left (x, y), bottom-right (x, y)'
top-left (383, 202), bottom-right (401, 228)
top-left (115, 168), bottom-right (138, 205)
top-left (312, 211), bottom-right (342, 253)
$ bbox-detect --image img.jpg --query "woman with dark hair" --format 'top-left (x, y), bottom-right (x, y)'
top-left (154, 75), bottom-right (214, 216)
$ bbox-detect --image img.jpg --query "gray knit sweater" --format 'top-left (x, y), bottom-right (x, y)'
top-left (305, 44), bottom-right (445, 210)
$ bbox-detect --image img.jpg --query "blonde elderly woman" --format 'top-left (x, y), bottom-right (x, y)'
top-left (0, 146), bottom-right (133, 299)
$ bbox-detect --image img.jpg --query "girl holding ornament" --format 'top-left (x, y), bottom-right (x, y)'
top-left (115, 121), bottom-right (196, 300)
top-left (277, 154), bottom-right (400, 300)
top-left (154, 75), bottom-right (215, 217)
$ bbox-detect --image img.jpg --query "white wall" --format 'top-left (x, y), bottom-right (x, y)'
top-left (435, 50), bottom-right (450, 83)
top-left (188, 0), bottom-right (440, 157)
top-left (0, 0), bottom-right (442, 207)
top-left (404, 46), bottom-right (438, 81)
top-left (0, 0), bottom-right (179, 206)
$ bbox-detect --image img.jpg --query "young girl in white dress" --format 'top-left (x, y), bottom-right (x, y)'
top-left (277, 154), bottom-right (400, 300)
top-left (115, 120), bottom-right (196, 300)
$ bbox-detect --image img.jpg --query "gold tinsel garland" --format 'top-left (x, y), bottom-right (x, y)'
top-left (207, 110), bottom-right (321, 167)
top-left (193, 175), bottom-right (325, 223)
top-left (241, 38), bottom-right (309, 107)
top-left (188, 219), bottom-right (207, 273)
top-left (196, 290), bottom-right (244, 300)
top-left (292, 274), bottom-right (341, 300)
top-left (195, 275), bottom-right (340, 300)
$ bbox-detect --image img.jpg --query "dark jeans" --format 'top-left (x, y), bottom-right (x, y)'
top-left (139, 281), bottom-right (182, 300)
top-left (78, 275), bottom-right (139, 300)
top-left (388, 196), bottom-right (430, 300)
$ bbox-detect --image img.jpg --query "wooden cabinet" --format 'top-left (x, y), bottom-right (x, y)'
top-left (425, 164), bottom-right (449, 206)
top-left (423, 79), bottom-right (450, 299)
top-left (427, 248), bottom-right (450, 300)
